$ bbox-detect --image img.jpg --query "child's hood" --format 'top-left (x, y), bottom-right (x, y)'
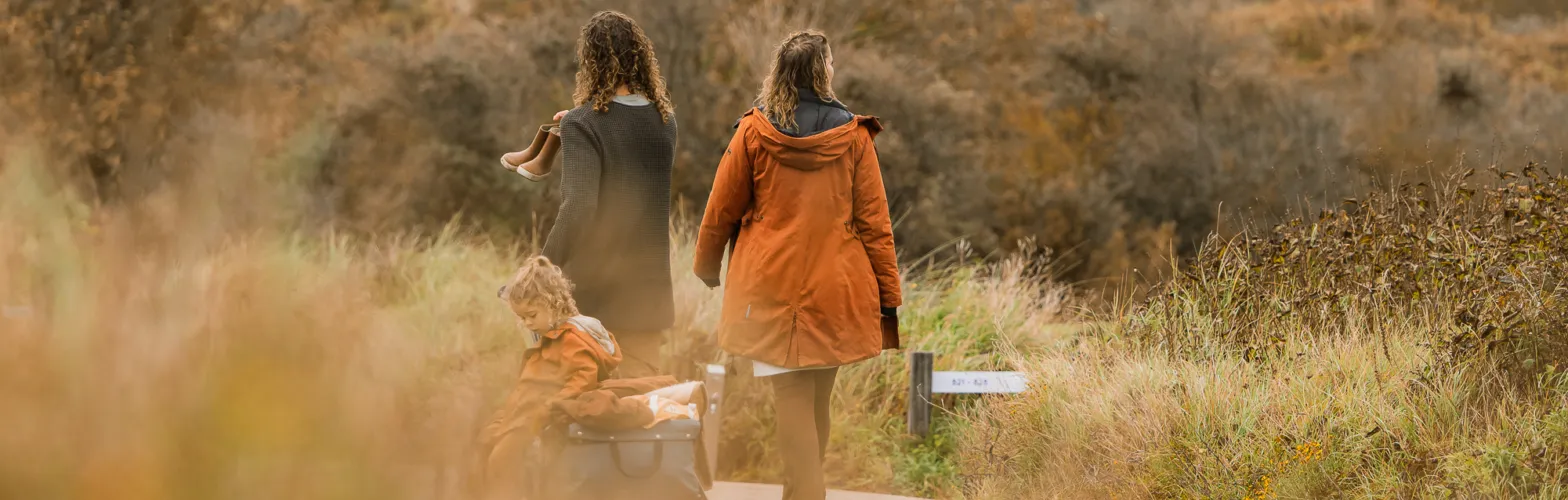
top-left (536, 316), bottom-right (622, 376)
top-left (564, 316), bottom-right (618, 357)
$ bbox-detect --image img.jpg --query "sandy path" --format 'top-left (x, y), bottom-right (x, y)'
top-left (708, 481), bottom-right (926, 500)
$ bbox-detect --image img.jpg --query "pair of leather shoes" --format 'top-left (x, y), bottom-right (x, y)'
top-left (500, 123), bottom-right (561, 181)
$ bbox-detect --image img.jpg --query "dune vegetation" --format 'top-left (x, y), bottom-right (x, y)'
top-left (4, 0), bottom-right (1568, 499)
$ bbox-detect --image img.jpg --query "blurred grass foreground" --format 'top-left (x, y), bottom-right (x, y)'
top-left (7, 151), bottom-right (1568, 499)
top-left (0, 149), bottom-right (1069, 498)
top-left (4, 0), bottom-right (1568, 499)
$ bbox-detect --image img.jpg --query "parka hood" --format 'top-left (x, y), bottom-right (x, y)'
top-left (740, 108), bottom-right (882, 172)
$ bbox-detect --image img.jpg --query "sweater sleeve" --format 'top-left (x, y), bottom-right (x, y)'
top-left (693, 125), bottom-right (755, 283)
top-left (852, 131), bottom-right (902, 308)
top-left (541, 115), bottom-right (602, 266)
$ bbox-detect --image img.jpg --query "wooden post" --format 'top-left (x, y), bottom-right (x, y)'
top-left (702, 363), bottom-right (726, 480)
top-left (907, 351), bottom-right (934, 438)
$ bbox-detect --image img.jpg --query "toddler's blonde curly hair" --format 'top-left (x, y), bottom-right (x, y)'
top-left (498, 256), bottom-right (580, 326)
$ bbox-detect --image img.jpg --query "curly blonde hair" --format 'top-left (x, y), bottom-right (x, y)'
top-left (572, 11), bottom-right (675, 122)
top-left (757, 30), bottom-right (836, 131)
top-left (500, 256), bottom-right (579, 325)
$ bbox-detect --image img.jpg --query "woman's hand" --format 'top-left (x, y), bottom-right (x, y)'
top-left (553, 109), bottom-right (569, 121)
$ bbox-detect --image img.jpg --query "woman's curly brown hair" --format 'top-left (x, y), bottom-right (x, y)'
top-left (500, 256), bottom-right (580, 327)
top-left (572, 11), bottom-right (674, 122)
top-left (757, 30), bottom-right (836, 131)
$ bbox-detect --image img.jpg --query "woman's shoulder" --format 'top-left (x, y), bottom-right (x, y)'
top-left (854, 114), bottom-right (883, 139)
top-left (563, 102), bottom-right (674, 130)
top-left (560, 105), bottom-right (598, 126)
top-left (732, 107), bottom-right (763, 130)
top-left (814, 102), bottom-right (855, 133)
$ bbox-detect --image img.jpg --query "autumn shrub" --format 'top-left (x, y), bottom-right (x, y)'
top-left (1134, 164), bottom-right (1568, 379)
top-left (6, 0), bottom-right (1568, 292)
top-left (1445, 0), bottom-right (1568, 18)
top-left (0, 0), bottom-right (345, 198)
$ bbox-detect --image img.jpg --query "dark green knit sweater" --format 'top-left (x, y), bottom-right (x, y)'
top-left (542, 100), bottom-right (677, 333)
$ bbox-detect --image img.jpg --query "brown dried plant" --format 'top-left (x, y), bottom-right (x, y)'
top-left (1135, 162), bottom-right (1568, 379)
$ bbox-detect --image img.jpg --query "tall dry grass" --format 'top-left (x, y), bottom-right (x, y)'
top-left (0, 149), bottom-right (522, 498)
top-left (707, 248), bottom-right (1072, 497)
top-left (961, 327), bottom-right (1568, 498)
top-left (956, 165), bottom-right (1568, 499)
top-left (0, 137), bottom-right (1072, 497)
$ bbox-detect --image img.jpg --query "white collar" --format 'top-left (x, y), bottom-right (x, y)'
top-left (612, 94), bottom-right (651, 106)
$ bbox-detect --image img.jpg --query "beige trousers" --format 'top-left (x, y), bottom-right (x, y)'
top-left (770, 367), bottom-right (840, 500)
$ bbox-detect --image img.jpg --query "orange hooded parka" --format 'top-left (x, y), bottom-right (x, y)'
top-left (694, 109), bottom-right (901, 369)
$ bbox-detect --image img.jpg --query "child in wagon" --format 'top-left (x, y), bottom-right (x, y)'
top-left (474, 256), bottom-right (622, 499)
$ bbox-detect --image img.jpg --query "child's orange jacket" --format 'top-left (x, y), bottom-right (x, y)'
top-left (480, 316), bottom-right (622, 444)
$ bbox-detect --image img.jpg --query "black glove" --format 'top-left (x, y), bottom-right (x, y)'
top-left (881, 306), bottom-right (897, 318)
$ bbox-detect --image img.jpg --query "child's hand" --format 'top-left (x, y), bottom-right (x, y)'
top-left (553, 109), bottom-right (569, 121)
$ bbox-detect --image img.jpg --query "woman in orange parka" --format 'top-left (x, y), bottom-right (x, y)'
top-left (693, 30), bottom-right (901, 500)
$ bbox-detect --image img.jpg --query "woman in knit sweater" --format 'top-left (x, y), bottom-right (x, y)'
top-left (538, 11), bottom-right (678, 377)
